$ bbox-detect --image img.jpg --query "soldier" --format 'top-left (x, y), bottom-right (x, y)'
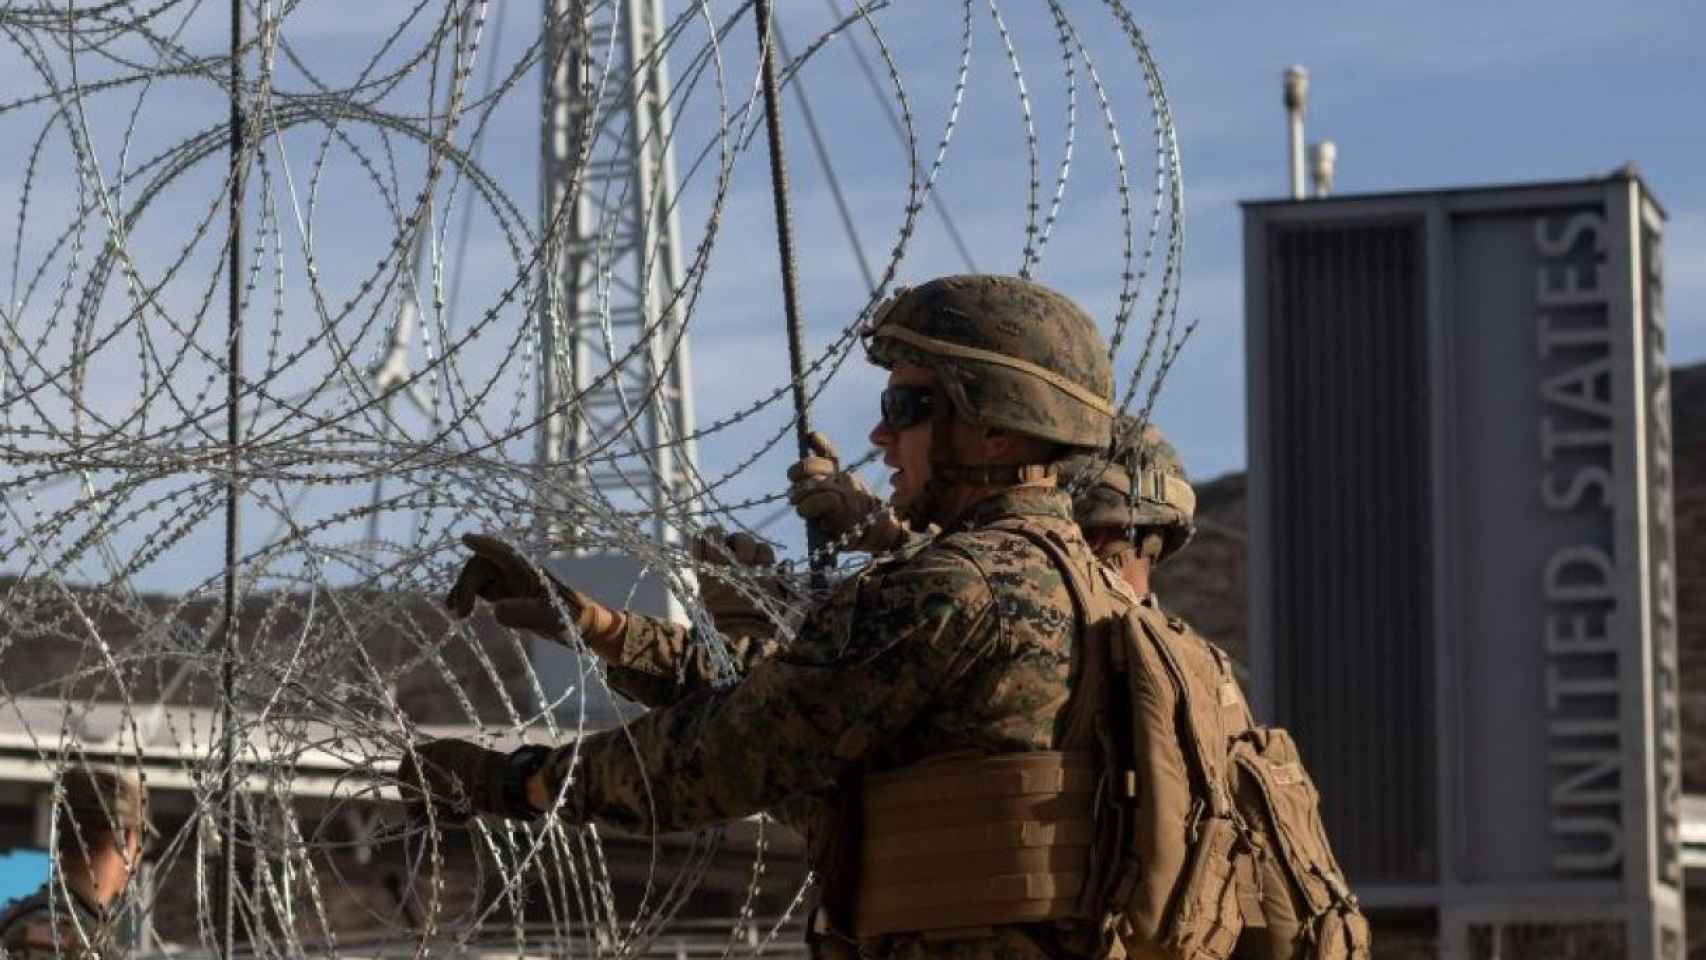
top-left (1057, 415), bottom-right (1195, 600)
top-left (787, 412), bottom-right (1195, 605)
top-left (0, 766), bottom-right (150, 960)
top-left (407, 274), bottom-right (1126, 960)
top-left (1061, 418), bottom-right (1368, 960)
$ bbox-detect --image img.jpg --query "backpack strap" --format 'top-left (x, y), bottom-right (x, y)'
top-left (1133, 610), bottom-right (1233, 819)
top-left (982, 521), bottom-right (1120, 753)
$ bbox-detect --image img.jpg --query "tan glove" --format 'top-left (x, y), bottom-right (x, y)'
top-left (785, 432), bottom-right (907, 554)
top-left (444, 533), bottom-right (626, 655)
top-left (691, 527), bottom-right (791, 639)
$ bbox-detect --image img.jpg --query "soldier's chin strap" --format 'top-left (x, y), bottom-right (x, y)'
top-left (905, 383), bottom-right (1058, 530)
top-left (929, 462), bottom-right (1057, 485)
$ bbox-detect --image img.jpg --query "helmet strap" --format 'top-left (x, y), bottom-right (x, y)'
top-left (908, 387), bottom-right (1058, 529)
top-left (903, 393), bottom-right (960, 529)
top-left (931, 462), bottom-right (1058, 485)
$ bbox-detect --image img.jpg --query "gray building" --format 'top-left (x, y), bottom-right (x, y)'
top-left (1243, 172), bottom-right (1686, 958)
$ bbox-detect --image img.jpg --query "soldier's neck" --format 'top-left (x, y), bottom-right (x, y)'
top-left (1107, 544), bottom-right (1151, 596)
top-left (63, 854), bottom-right (124, 911)
top-left (929, 478), bottom-right (1056, 529)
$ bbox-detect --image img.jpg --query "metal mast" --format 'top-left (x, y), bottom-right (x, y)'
top-left (540, 0), bottom-right (695, 548)
top-left (1283, 65), bottom-right (1308, 201)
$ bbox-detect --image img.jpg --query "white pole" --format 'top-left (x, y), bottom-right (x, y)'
top-left (1284, 66), bottom-right (1309, 200)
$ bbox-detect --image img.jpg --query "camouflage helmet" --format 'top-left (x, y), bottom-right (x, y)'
top-left (60, 764), bottom-right (152, 837)
top-left (1063, 415), bottom-right (1196, 564)
top-left (864, 275), bottom-right (1114, 450)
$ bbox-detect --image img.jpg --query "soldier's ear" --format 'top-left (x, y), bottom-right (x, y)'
top-left (979, 428), bottom-right (1054, 465)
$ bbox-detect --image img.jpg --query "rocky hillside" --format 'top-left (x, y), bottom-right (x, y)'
top-left (1151, 472), bottom-right (1249, 665)
top-left (0, 580), bottom-right (534, 726)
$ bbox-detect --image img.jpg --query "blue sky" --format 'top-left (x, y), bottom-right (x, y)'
top-left (1132, 0), bottom-right (1706, 478)
top-left (0, 849), bottom-right (48, 903)
top-left (676, 0), bottom-right (1706, 550)
top-left (755, 0), bottom-right (1706, 482)
top-left (1, 1), bottom-right (1701, 585)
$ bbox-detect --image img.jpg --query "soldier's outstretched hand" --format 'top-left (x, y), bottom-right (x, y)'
top-left (396, 738), bottom-right (545, 823)
top-left (444, 533), bottom-right (623, 649)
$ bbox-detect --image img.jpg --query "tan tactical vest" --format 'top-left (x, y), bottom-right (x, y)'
top-left (846, 523), bottom-right (1370, 960)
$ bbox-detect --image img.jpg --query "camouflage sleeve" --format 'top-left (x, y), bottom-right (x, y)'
top-left (602, 612), bottom-right (788, 708)
top-left (547, 548), bottom-right (997, 834)
top-left (1, 915), bottom-right (100, 960)
top-left (895, 527), bottom-right (933, 554)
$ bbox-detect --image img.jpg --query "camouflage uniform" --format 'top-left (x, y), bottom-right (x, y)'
top-left (0, 887), bottom-right (120, 960)
top-left (1, 767), bottom-right (147, 960)
top-left (601, 611), bottom-right (784, 708)
top-left (546, 486), bottom-right (1099, 960)
top-left (1060, 416), bottom-right (1194, 562)
top-left (421, 274), bottom-right (1118, 960)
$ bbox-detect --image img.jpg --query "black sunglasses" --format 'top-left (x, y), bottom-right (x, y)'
top-left (879, 385), bottom-right (936, 432)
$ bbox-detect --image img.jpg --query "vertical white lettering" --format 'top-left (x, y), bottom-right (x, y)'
top-left (1545, 667), bottom-right (1619, 710)
top-left (1535, 212), bottom-right (1607, 258)
top-left (1543, 546), bottom-right (1616, 604)
top-left (1551, 817), bottom-right (1623, 872)
top-left (1539, 422), bottom-right (1614, 462)
top-left (1548, 750), bottom-right (1623, 807)
top-left (1540, 358), bottom-right (1616, 420)
top-left (1535, 212), bottom-right (1608, 306)
top-left (1541, 466), bottom-right (1611, 511)
top-left (1535, 209), bottom-right (1624, 878)
top-left (1544, 612), bottom-right (1615, 656)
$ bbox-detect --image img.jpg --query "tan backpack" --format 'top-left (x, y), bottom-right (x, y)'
top-left (1022, 526), bottom-right (1370, 960)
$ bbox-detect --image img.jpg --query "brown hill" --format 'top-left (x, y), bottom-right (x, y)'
top-left (1151, 471), bottom-right (1249, 666)
top-left (0, 578), bottom-right (533, 726)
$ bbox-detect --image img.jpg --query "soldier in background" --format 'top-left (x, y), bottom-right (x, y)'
top-left (1057, 415), bottom-right (1197, 602)
top-left (0, 765), bottom-right (150, 960)
top-left (795, 416), bottom-right (1369, 959)
top-left (788, 412), bottom-right (1194, 602)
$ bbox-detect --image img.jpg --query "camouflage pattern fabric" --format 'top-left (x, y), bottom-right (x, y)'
top-left (1061, 415), bottom-right (1196, 564)
top-left (544, 486), bottom-right (1096, 960)
top-left (0, 886), bottom-right (119, 960)
top-left (602, 613), bottom-right (786, 708)
top-left (864, 275), bottom-right (1114, 450)
top-left (60, 769), bottom-right (148, 838)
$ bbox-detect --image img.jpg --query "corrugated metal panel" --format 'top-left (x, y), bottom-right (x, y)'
top-left (1264, 221), bottom-right (1435, 883)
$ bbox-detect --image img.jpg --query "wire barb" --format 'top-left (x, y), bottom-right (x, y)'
top-left (0, 2), bottom-right (1191, 955)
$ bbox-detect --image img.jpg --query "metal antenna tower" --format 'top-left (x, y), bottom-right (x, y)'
top-left (539, 0), bottom-right (696, 549)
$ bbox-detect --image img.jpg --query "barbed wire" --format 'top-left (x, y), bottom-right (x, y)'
top-left (0, 1), bottom-right (1191, 957)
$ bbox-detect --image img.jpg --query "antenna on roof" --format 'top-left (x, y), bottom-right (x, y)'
top-left (1283, 66), bottom-right (1308, 200)
top-left (1310, 140), bottom-right (1337, 198)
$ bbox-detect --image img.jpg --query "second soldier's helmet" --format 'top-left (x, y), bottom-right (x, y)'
top-left (60, 764), bottom-right (152, 839)
top-left (1064, 415), bottom-right (1197, 564)
top-left (863, 275), bottom-right (1114, 450)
